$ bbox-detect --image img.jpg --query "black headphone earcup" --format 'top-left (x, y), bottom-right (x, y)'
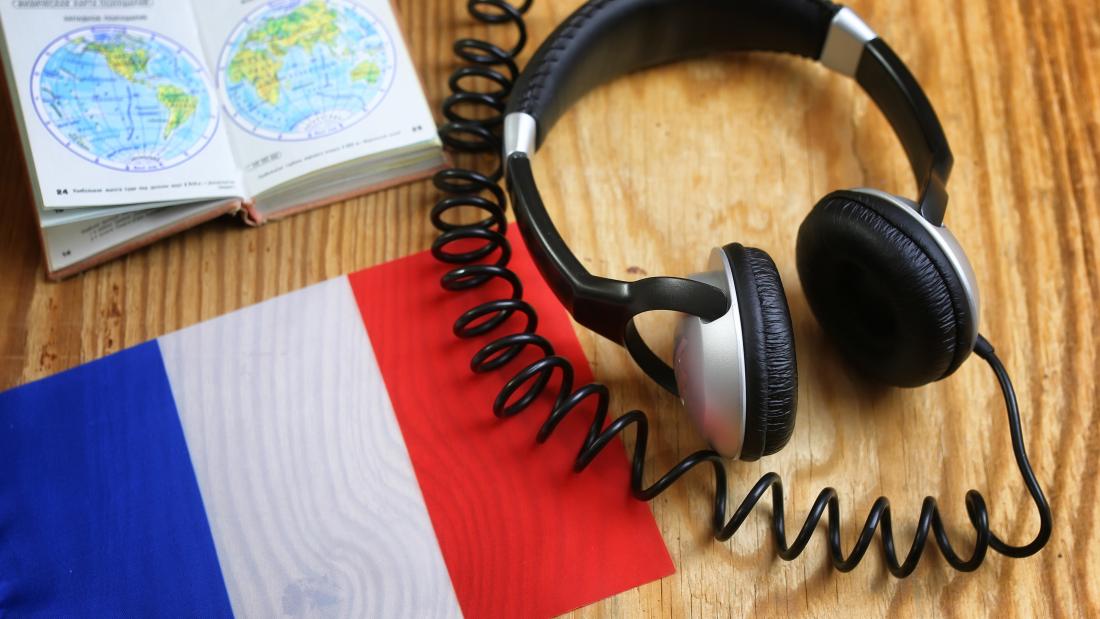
top-left (725, 244), bottom-right (797, 461)
top-left (795, 191), bottom-right (974, 387)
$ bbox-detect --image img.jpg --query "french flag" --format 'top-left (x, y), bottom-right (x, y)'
top-left (0, 233), bottom-right (673, 617)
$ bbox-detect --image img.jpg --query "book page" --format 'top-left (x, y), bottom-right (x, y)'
top-left (39, 198), bottom-right (201, 228)
top-left (43, 198), bottom-right (238, 273)
top-left (191, 0), bottom-right (439, 197)
top-left (0, 1), bottom-right (244, 209)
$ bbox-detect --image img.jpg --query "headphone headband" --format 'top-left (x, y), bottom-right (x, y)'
top-left (503, 0), bottom-right (955, 390)
top-left (507, 1), bottom-right (952, 214)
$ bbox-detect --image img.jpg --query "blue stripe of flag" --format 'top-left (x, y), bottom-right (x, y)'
top-left (0, 341), bottom-right (232, 617)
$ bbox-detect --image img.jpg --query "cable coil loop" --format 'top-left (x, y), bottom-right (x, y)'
top-left (429, 0), bottom-right (1051, 577)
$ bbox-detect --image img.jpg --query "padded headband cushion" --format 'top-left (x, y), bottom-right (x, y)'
top-left (509, 0), bottom-right (839, 142)
top-left (725, 243), bottom-right (798, 460)
top-left (795, 191), bottom-right (973, 386)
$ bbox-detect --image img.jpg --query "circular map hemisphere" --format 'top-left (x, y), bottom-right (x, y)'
top-left (31, 25), bottom-right (218, 172)
top-left (218, 0), bottom-right (397, 141)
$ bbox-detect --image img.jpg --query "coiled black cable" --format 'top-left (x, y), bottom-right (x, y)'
top-left (429, 0), bottom-right (1052, 577)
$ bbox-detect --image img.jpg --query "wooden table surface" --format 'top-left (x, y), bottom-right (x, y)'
top-left (1, 0), bottom-right (1097, 616)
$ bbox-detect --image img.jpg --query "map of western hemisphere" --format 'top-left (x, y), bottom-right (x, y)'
top-left (31, 26), bottom-right (218, 173)
top-left (218, 0), bottom-right (397, 141)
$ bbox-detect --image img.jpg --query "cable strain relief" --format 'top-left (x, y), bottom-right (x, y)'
top-left (973, 334), bottom-right (993, 357)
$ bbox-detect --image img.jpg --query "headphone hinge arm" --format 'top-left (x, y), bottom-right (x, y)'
top-left (919, 173), bottom-right (949, 227)
top-left (855, 39), bottom-right (954, 227)
top-left (571, 275), bottom-right (727, 346)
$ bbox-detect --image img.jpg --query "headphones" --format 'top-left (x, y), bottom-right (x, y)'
top-left (500, 0), bottom-right (981, 460)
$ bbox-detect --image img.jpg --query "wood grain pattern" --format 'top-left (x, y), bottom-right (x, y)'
top-left (0, 0), bottom-right (1096, 616)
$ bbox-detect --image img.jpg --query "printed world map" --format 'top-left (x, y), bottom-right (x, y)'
top-left (32, 26), bottom-right (218, 172)
top-left (219, 0), bottom-right (396, 140)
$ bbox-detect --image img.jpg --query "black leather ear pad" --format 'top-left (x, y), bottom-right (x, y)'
top-left (725, 243), bottom-right (798, 461)
top-left (796, 190), bottom-right (974, 387)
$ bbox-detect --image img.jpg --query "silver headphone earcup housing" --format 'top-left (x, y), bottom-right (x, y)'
top-left (672, 248), bottom-right (747, 459)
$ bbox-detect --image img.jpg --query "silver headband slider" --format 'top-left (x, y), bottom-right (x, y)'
top-left (503, 112), bottom-right (537, 160)
top-left (819, 8), bottom-right (877, 77)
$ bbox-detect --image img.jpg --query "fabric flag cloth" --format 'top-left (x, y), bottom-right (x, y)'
top-left (0, 228), bottom-right (674, 618)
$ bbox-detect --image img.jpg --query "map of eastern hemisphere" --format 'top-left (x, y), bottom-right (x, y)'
top-left (219, 0), bottom-right (396, 140)
top-left (32, 26), bottom-right (218, 172)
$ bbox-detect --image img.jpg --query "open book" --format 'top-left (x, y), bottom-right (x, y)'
top-left (0, 0), bottom-right (444, 279)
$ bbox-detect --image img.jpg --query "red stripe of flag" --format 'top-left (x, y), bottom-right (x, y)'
top-left (349, 227), bottom-right (674, 618)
